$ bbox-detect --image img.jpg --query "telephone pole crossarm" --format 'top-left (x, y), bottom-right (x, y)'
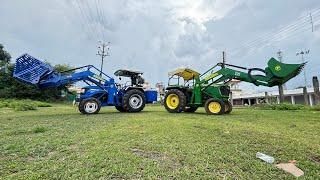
top-left (97, 42), bottom-right (110, 76)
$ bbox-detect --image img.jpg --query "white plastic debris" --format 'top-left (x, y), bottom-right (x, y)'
top-left (256, 152), bottom-right (275, 164)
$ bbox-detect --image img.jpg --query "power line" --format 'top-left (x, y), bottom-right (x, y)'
top-left (245, 19), bottom-right (320, 57)
top-left (94, 0), bottom-right (106, 40)
top-left (229, 9), bottom-right (320, 57)
top-left (231, 8), bottom-right (320, 52)
top-left (230, 14), bottom-right (320, 57)
top-left (60, 1), bottom-right (94, 41)
top-left (74, 0), bottom-right (99, 41)
top-left (77, 0), bottom-right (100, 41)
top-left (97, 0), bottom-right (108, 39)
top-left (82, 0), bottom-right (103, 40)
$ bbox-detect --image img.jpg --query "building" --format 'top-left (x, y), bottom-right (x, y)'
top-left (232, 87), bottom-right (317, 106)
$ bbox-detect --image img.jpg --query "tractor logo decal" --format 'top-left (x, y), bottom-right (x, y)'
top-left (235, 72), bottom-right (241, 76)
top-left (275, 65), bottom-right (281, 71)
top-left (205, 73), bottom-right (219, 81)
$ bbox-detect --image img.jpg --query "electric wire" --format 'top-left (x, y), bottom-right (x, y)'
top-left (229, 15), bottom-right (320, 57)
top-left (232, 8), bottom-right (320, 52)
top-left (229, 8), bottom-right (320, 57)
top-left (74, 0), bottom-right (98, 41)
top-left (77, 0), bottom-right (100, 41)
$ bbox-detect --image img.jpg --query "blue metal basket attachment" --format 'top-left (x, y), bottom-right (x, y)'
top-left (13, 54), bottom-right (54, 84)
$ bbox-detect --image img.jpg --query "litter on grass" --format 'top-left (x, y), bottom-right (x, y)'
top-left (276, 161), bottom-right (304, 177)
top-left (256, 152), bottom-right (275, 164)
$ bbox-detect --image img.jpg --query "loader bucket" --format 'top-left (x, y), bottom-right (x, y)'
top-left (265, 58), bottom-right (305, 86)
top-left (13, 54), bottom-right (54, 84)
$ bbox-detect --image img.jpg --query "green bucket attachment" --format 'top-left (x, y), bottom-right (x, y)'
top-left (265, 58), bottom-right (306, 86)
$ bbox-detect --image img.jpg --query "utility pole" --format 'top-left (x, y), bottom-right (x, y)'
top-left (97, 41), bottom-right (110, 76)
top-left (310, 13), bottom-right (314, 32)
top-left (313, 76), bottom-right (320, 105)
top-left (222, 51), bottom-right (226, 68)
top-left (296, 50), bottom-right (310, 87)
top-left (277, 50), bottom-right (285, 103)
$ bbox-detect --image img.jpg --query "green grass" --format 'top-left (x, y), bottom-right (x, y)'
top-left (0, 99), bottom-right (52, 111)
top-left (0, 104), bottom-right (319, 179)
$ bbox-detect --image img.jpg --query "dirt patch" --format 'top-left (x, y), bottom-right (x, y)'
top-left (68, 144), bottom-right (78, 150)
top-left (130, 148), bottom-right (181, 170)
top-left (309, 154), bottom-right (320, 164)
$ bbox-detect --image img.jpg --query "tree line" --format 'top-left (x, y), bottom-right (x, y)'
top-left (0, 43), bottom-right (74, 101)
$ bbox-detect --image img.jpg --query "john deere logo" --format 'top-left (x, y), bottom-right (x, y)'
top-left (275, 65), bottom-right (281, 71)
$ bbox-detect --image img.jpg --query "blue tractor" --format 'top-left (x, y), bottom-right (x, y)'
top-left (13, 54), bottom-right (157, 114)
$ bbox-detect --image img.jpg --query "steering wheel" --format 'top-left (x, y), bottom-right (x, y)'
top-left (248, 68), bottom-right (266, 86)
top-left (115, 83), bottom-right (122, 89)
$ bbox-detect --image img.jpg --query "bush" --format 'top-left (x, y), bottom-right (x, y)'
top-left (0, 99), bottom-right (51, 111)
top-left (311, 105), bottom-right (320, 111)
top-left (33, 126), bottom-right (47, 133)
top-left (32, 101), bottom-right (52, 107)
top-left (13, 103), bottom-right (37, 111)
top-left (253, 103), bottom-right (304, 111)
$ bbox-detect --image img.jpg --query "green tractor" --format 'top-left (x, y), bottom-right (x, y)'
top-left (164, 58), bottom-right (305, 115)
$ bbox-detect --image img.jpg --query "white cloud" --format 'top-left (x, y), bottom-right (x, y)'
top-left (1, 0), bottom-right (319, 89)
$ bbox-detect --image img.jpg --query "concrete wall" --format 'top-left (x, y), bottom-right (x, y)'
top-left (232, 93), bottom-right (316, 106)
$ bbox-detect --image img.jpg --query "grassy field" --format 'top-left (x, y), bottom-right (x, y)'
top-left (0, 104), bottom-right (319, 179)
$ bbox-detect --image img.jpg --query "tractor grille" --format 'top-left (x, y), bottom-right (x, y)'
top-left (220, 86), bottom-right (230, 96)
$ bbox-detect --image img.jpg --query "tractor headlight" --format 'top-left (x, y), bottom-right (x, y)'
top-left (77, 88), bottom-right (86, 94)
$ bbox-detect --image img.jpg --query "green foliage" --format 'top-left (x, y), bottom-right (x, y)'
top-left (32, 101), bottom-right (52, 107)
top-left (0, 43), bottom-right (11, 66)
top-left (32, 126), bottom-right (47, 133)
top-left (310, 105), bottom-right (320, 111)
top-left (0, 99), bottom-right (51, 111)
top-left (253, 103), bottom-right (304, 111)
top-left (0, 44), bottom-right (74, 100)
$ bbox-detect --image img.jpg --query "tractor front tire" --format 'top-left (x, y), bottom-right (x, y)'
top-left (224, 101), bottom-right (233, 114)
top-left (123, 89), bottom-right (146, 113)
top-left (164, 89), bottom-right (186, 113)
top-left (205, 98), bottom-right (225, 115)
top-left (78, 98), bottom-right (101, 114)
top-left (184, 106), bottom-right (198, 113)
top-left (115, 106), bottom-right (127, 112)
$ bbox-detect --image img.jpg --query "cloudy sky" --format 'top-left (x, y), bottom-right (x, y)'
top-left (1, 0), bottom-right (319, 91)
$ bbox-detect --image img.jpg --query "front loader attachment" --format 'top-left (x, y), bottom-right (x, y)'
top-left (13, 54), bottom-right (55, 85)
top-left (265, 58), bottom-right (305, 86)
top-left (13, 54), bottom-right (112, 89)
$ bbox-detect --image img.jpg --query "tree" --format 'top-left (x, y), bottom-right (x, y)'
top-left (0, 44), bottom-right (74, 101)
top-left (0, 44), bottom-right (11, 66)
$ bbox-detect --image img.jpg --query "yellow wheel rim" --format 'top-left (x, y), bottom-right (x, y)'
top-left (166, 94), bottom-right (179, 109)
top-left (208, 102), bottom-right (221, 114)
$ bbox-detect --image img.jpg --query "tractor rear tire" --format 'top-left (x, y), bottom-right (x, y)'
top-left (164, 89), bottom-right (186, 113)
top-left (78, 98), bottom-right (101, 114)
top-left (204, 98), bottom-right (225, 115)
top-left (123, 89), bottom-right (146, 113)
top-left (184, 106), bottom-right (198, 113)
top-left (224, 101), bottom-right (233, 114)
top-left (115, 106), bottom-right (127, 112)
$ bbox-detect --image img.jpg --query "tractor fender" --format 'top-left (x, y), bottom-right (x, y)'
top-left (165, 87), bottom-right (190, 100)
top-left (165, 86), bottom-right (185, 91)
top-left (123, 86), bottom-right (145, 93)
